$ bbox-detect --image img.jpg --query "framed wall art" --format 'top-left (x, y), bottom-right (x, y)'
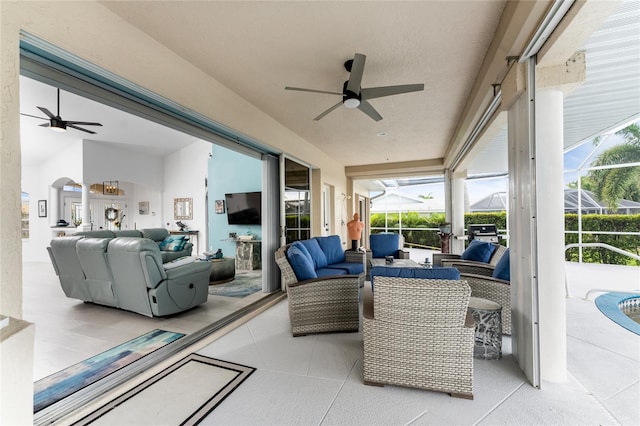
top-left (38, 200), bottom-right (47, 218)
top-left (138, 201), bottom-right (149, 215)
top-left (215, 199), bottom-right (225, 214)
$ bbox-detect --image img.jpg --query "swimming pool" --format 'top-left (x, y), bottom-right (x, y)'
top-left (594, 292), bottom-right (640, 336)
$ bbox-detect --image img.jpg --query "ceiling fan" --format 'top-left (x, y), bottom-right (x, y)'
top-left (285, 53), bottom-right (424, 122)
top-left (20, 88), bottom-right (103, 134)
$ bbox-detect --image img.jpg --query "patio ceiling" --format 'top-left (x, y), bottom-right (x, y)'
top-left (467, 0), bottom-right (640, 177)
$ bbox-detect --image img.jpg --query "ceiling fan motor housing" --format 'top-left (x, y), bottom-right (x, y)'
top-left (342, 80), bottom-right (361, 108)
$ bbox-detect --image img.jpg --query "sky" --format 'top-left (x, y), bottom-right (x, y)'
top-left (371, 124), bottom-right (636, 208)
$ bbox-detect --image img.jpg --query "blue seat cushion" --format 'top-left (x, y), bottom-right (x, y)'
top-left (370, 266), bottom-right (460, 290)
top-left (328, 262), bottom-right (364, 275)
top-left (315, 268), bottom-right (348, 277)
top-left (461, 240), bottom-right (496, 263)
top-left (315, 235), bottom-right (345, 264)
top-left (492, 248), bottom-right (510, 281)
top-left (370, 233), bottom-right (400, 258)
top-left (287, 244), bottom-right (317, 281)
top-left (299, 239), bottom-right (328, 269)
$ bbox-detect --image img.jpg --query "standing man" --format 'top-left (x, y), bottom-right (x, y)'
top-left (346, 213), bottom-right (365, 251)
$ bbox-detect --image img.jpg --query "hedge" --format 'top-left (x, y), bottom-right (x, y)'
top-left (371, 212), bottom-right (639, 266)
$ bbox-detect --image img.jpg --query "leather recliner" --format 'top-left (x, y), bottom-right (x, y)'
top-left (107, 237), bottom-right (210, 317)
top-left (47, 236), bottom-right (210, 317)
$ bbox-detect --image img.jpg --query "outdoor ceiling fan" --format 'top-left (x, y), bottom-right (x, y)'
top-left (20, 88), bottom-right (103, 134)
top-left (285, 53), bottom-right (424, 122)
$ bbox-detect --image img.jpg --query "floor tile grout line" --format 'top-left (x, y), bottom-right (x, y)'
top-left (472, 381), bottom-right (526, 425)
top-left (306, 337), bottom-right (318, 377)
top-left (566, 333), bottom-right (640, 363)
top-left (604, 377), bottom-right (640, 401)
top-left (406, 408), bottom-right (430, 425)
top-left (318, 359), bottom-right (358, 426)
top-left (567, 370), bottom-right (622, 426)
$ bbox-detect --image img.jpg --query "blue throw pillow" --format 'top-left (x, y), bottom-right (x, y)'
top-left (492, 248), bottom-right (510, 281)
top-left (300, 239), bottom-right (328, 269)
top-left (159, 235), bottom-right (186, 252)
top-left (315, 235), bottom-right (346, 264)
top-left (461, 240), bottom-right (496, 263)
top-left (287, 245), bottom-right (317, 281)
top-left (370, 233), bottom-right (400, 258)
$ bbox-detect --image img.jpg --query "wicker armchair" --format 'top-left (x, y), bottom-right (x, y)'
top-left (363, 277), bottom-right (475, 399)
top-left (440, 244), bottom-right (508, 276)
top-left (275, 245), bottom-right (361, 336)
top-left (459, 273), bottom-right (511, 334)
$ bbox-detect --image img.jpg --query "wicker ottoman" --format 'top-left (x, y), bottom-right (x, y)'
top-left (468, 296), bottom-right (502, 360)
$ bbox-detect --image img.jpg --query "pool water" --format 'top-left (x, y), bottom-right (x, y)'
top-left (594, 293), bottom-right (640, 336)
top-left (620, 298), bottom-right (640, 324)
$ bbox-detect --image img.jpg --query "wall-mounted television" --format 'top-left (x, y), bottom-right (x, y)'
top-left (225, 191), bottom-right (262, 225)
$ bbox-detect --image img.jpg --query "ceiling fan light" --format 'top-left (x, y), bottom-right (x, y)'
top-left (344, 98), bottom-right (360, 109)
top-left (50, 124), bottom-right (66, 133)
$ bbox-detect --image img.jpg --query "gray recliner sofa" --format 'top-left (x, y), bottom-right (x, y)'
top-left (48, 236), bottom-right (210, 317)
top-left (74, 228), bottom-right (193, 262)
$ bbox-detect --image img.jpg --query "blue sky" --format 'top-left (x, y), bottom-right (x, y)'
top-left (374, 128), bottom-right (633, 206)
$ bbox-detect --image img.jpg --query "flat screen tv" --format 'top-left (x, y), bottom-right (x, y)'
top-left (225, 192), bottom-right (262, 225)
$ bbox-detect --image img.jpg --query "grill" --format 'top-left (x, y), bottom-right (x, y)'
top-left (467, 224), bottom-right (499, 243)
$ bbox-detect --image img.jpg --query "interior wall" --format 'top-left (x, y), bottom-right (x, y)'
top-left (208, 144), bottom-right (262, 258)
top-left (163, 141), bottom-right (212, 255)
top-left (83, 141), bottom-right (164, 190)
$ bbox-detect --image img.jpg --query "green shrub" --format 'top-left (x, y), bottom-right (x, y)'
top-left (370, 211), bottom-right (639, 265)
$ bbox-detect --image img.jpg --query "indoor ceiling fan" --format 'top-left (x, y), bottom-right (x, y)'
top-left (20, 88), bottom-right (103, 134)
top-left (285, 53), bottom-right (424, 122)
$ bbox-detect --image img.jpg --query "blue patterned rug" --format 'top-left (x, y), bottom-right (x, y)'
top-left (208, 270), bottom-right (262, 298)
top-left (34, 329), bottom-right (184, 412)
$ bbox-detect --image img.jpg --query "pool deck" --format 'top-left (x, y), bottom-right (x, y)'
top-left (407, 248), bottom-right (640, 424)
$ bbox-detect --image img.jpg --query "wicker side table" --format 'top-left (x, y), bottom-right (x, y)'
top-left (468, 296), bottom-right (502, 360)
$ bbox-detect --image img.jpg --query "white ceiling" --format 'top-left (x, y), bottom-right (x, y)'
top-left (20, 76), bottom-right (202, 167)
top-left (20, 1), bottom-right (637, 182)
top-left (99, 1), bottom-right (507, 167)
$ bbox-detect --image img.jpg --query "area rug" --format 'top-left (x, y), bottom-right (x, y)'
top-left (73, 354), bottom-right (255, 426)
top-left (208, 270), bottom-right (262, 298)
top-left (34, 329), bottom-right (184, 413)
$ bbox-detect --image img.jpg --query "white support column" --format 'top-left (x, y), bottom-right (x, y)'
top-left (508, 56), bottom-right (577, 386)
top-left (80, 183), bottom-right (92, 231)
top-left (49, 186), bottom-right (60, 227)
top-left (535, 88), bottom-right (567, 382)
top-left (451, 172), bottom-right (466, 254)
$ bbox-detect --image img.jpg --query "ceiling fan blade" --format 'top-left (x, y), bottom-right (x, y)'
top-left (346, 53), bottom-right (366, 94)
top-left (285, 86), bottom-right (343, 96)
top-left (39, 123), bottom-right (50, 128)
top-left (20, 113), bottom-right (48, 121)
top-left (37, 107), bottom-right (56, 119)
top-left (66, 121), bottom-right (103, 127)
top-left (67, 124), bottom-right (97, 134)
top-left (313, 101), bottom-right (343, 121)
top-left (357, 99), bottom-right (383, 122)
top-left (361, 84), bottom-right (424, 100)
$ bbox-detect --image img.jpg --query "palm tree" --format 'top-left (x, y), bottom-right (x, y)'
top-left (587, 123), bottom-right (640, 210)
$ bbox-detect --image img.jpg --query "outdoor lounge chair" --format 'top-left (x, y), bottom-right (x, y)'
top-left (363, 276), bottom-right (475, 399)
top-left (439, 241), bottom-right (508, 276)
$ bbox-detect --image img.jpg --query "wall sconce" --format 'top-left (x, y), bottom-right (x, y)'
top-left (103, 181), bottom-right (119, 195)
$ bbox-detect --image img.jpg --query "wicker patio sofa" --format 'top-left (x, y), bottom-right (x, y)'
top-left (275, 243), bottom-right (364, 336)
top-left (363, 276), bottom-right (475, 399)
